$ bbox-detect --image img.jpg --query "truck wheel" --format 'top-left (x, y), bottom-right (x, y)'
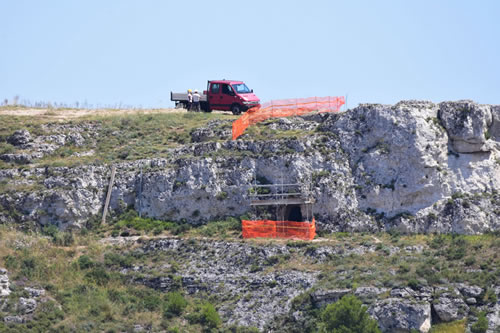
top-left (202, 103), bottom-right (212, 113)
top-left (231, 104), bottom-right (242, 115)
top-left (175, 102), bottom-right (185, 109)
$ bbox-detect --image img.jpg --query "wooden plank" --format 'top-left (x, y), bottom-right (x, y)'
top-left (102, 165), bottom-right (116, 224)
top-left (250, 198), bottom-right (313, 206)
top-left (250, 193), bottom-right (303, 198)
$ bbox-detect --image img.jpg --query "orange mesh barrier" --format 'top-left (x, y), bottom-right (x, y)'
top-left (242, 218), bottom-right (315, 240)
top-left (232, 96), bottom-right (345, 140)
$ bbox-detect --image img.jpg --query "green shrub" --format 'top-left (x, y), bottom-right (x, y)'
top-left (4, 254), bottom-right (19, 270)
top-left (398, 263), bottom-right (410, 274)
top-left (115, 209), bottom-right (177, 233)
top-left (318, 295), bottom-right (381, 333)
top-left (200, 302), bottom-right (221, 329)
top-left (163, 292), bottom-right (188, 318)
top-left (142, 293), bottom-right (162, 311)
top-left (471, 311), bottom-right (488, 333)
top-left (85, 266), bottom-right (110, 286)
top-left (77, 255), bottom-right (94, 270)
top-left (42, 224), bottom-right (74, 246)
top-left (216, 191), bottom-right (228, 201)
top-left (104, 252), bottom-right (133, 268)
top-left (465, 257), bottom-right (476, 266)
top-left (167, 328), bottom-right (181, 333)
top-left (407, 278), bottom-right (419, 290)
top-left (481, 288), bottom-right (498, 305)
top-left (42, 224), bottom-right (59, 238)
top-left (188, 302), bottom-right (221, 329)
top-left (21, 257), bottom-right (37, 278)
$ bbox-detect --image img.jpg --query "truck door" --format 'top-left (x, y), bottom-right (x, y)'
top-left (220, 84), bottom-right (236, 111)
top-left (208, 82), bottom-right (221, 110)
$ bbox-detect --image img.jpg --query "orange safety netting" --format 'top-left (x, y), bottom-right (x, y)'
top-left (242, 218), bottom-right (315, 240)
top-left (232, 96), bottom-right (345, 140)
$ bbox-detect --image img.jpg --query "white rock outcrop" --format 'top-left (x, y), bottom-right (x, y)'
top-left (0, 100), bottom-right (498, 234)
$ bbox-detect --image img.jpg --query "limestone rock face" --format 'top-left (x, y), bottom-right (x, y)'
top-left (438, 100), bottom-right (493, 153)
top-left (0, 268), bottom-right (10, 297)
top-left (0, 100), bottom-right (499, 234)
top-left (369, 298), bottom-right (431, 333)
top-left (17, 297), bottom-right (37, 314)
top-left (139, 238), bottom-right (317, 330)
top-left (311, 289), bottom-right (352, 308)
top-left (7, 129), bottom-right (32, 146)
top-left (432, 296), bottom-right (469, 322)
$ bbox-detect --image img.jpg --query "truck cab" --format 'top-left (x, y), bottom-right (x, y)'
top-left (206, 80), bottom-right (260, 115)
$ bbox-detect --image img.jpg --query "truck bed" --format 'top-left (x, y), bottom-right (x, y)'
top-left (170, 92), bottom-right (208, 102)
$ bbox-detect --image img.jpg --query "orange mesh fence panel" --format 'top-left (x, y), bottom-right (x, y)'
top-left (242, 219), bottom-right (277, 239)
top-left (242, 218), bottom-right (315, 240)
top-left (232, 96), bottom-right (345, 140)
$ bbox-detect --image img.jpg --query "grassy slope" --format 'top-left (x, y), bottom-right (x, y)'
top-left (0, 111), bottom-right (238, 169)
top-left (0, 111), bottom-right (498, 332)
top-left (0, 215), bottom-right (498, 331)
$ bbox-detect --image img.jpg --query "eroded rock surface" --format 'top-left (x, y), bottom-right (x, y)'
top-left (0, 100), bottom-right (499, 234)
top-left (369, 298), bottom-right (431, 333)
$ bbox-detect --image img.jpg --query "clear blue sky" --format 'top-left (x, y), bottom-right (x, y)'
top-left (1, 0), bottom-right (499, 108)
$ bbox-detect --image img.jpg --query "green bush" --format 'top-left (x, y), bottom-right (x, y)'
top-left (216, 191), bottom-right (228, 201)
top-left (85, 266), bottom-right (110, 286)
top-left (42, 224), bottom-right (75, 246)
top-left (481, 288), bottom-right (498, 305)
top-left (200, 303), bottom-right (222, 329)
top-left (407, 278), bottom-right (419, 290)
top-left (318, 295), bottom-right (381, 333)
top-left (104, 252), bottom-right (133, 268)
top-left (188, 302), bottom-right (221, 329)
top-left (115, 209), bottom-right (177, 233)
top-left (163, 292), bottom-right (188, 318)
top-left (21, 257), bottom-right (37, 278)
top-left (471, 311), bottom-right (488, 333)
top-left (77, 255), bottom-right (94, 270)
top-left (142, 293), bottom-right (162, 311)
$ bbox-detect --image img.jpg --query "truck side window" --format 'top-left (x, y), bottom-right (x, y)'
top-left (211, 83), bottom-right (220, 94)
top-left (222, 84), bottom-right (233, 95)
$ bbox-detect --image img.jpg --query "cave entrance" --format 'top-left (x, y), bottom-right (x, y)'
top-left (285, 205), bottom-right (303, 222)
top-left (244, 174), bottom-right (316, 240)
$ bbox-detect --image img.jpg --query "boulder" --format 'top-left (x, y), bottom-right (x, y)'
top-left (455, 283), bottom-right (482, 299)
top-left (0, 152), bottom-right (43, 164)
top-left (311, 288), bottom-right (352, 308)
top-left (4, 315), bottom-right (25, 324)
top-left (369, 298), bottom-right (431, 333)
top-left (438, 100), bottom-right (492, 153)
top-left (17, 297), bottom-right (37, 314)
top-left (432, 297), bottom-right (469, 322)
top-left (7, 129), bottom-right (32, 146)
top-left (489, 105), bottom-right (500, 140)
top-left (0, 268), bottom-right (10, 297)
top-left (486, 303), bottom-right (500, 333)
top-left (354, 287), bottom-right (388, 303)
top-left (24, 287), bottom-right (45, 298)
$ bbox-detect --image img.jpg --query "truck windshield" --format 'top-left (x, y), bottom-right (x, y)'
top-left (232, 83), bottom-right (251, 94)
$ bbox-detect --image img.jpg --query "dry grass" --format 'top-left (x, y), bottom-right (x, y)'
top-left (429, 319), bottom-right (466, 333)
top-left (0, 106), bottom-right (233, 120)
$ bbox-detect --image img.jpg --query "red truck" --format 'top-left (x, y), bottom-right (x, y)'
top-left (171, 80), bottom-right (260, 115)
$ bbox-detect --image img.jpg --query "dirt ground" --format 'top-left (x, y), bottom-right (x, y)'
top-left (0, 107), bottom-right (232, 119)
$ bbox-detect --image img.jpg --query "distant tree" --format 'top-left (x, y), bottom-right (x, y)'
top-left (471, 311), bottom-right (488, 333)
top-left (318, 295), bottom-right (381, 333)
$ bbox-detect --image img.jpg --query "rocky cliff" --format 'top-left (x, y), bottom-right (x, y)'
top-left (0, 100), bottom-right (499, 234)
